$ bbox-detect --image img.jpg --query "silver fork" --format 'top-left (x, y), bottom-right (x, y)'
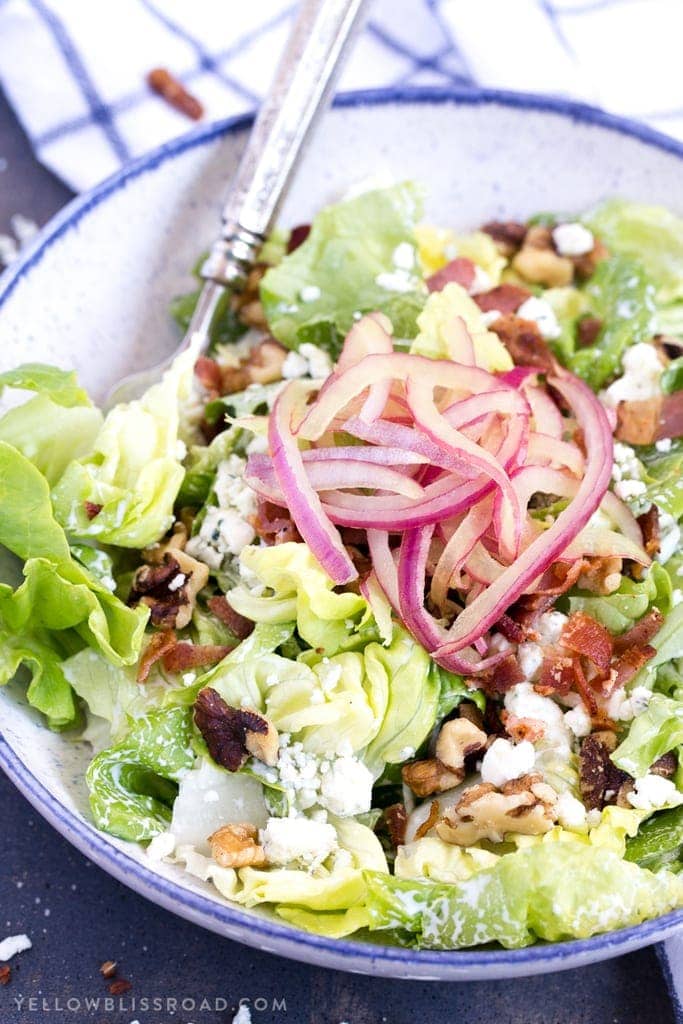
top-left (107, 0), bottom-right (367, 408)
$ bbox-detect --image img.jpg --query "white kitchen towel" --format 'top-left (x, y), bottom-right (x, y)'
top-left (0, 0), bottom-right (682, 1013)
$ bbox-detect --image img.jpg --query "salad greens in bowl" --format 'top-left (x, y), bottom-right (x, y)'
top-left (3, 90), bottom-right (683, 977)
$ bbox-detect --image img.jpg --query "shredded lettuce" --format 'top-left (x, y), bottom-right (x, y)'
top-left (260, 183), bottom-right (426, 353)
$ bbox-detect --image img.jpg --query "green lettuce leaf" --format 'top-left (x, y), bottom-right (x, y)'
top-left (640, 440), bottom-right (683, 521)
top-left (0, 363), bottom-right (91, 407)
top-left (52, 339), bottom-right (199, 547)
top-left (612, 694), bottom-right (683, 777)
top-left (586, 199), bottom-right (683, 304)
top-left (0, 628), bottom-right (77, 729)
top-left (260, 183), bottom-right (426, 352)
top-left (567, 562), bottom-right (672, 634)
top-left (228, 543), bottom-right (368, 656)
top-left (363, 841), bottom-right (683, 948)
top-left (86, 706), bottom-right (194, 841)
top-left (568, 255), bottom-right (656, 389)
top-left (435, 665), bottom-right (485, 720)
top-left (626, 805), bottom-right (683, 873)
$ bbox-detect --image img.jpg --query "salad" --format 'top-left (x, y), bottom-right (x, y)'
top-left (2, 183), bottom-right (683, 950)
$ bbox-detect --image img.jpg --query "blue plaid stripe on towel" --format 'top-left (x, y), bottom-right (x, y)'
top-left (1, 0), bottom-right (683, 1014)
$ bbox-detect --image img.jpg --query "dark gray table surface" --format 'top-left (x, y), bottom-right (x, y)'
top-left (0, 86), bottom-right (677, 1024)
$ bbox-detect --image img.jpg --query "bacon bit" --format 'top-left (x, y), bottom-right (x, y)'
top-left (610, 644), bottom-right (656, 692)
top-left (572, 238), bottom-right (609, 280)
top-left (535, 559), bottom-right (587, 597)
top-left (194, 355), bottom-right (223, 394)
top-left (536, 655), bottom-right (575, 697)
top-left (207, 595), bottom-right (255, 640)
top-left (572, 658), bottom-right (599, 715)
top-left (162, 642), bottom-right (234, 673)
top-left (579, 732), bottom-right (630, 810)
top-left (561, 612), bottom-right (613, 672)
top-left (474, 283), bottom-right (531, 315)
top-left (0, 965), bottom-right (10, 986)
top-left (99, 960), bottom-right (117, 979)
top-left (219, 365), bottom-right (250, 397)
top-left (495, 612), bottom-right (525, 644)
top-left (577, 316), bottom-right (603, 348)
top-left (84, 501), bottom-right (103, 520)
top-left (481, 220), bottom-right (527, 256)
top-left (652, 752), bottom-right (678, 778)
top-left (637, 506), bottom-right (661, 559)
top-left (502, 711), bottom-right (546, 744)
top-left (147, 68), bottom-right (203, 120)
top-left (615, 396), bottom-right (663, 446)
top-left (383, 803), bottom-right (408, 848)
top-left (489, 314), bottom-right (558, 374)
top-left (426, 258), bottom-right (476, 294)
top-left (483, 654), bottom-right (525, 695)
top-left (249, 499), bottom-right (301, 546)
top-left (613, 608), bottom-right (664, 655)
top-left (287, 224), bottom-right (311, 253)
top-left (194, 687), bottom-right (269, 772)
top-left (137, 630), bottom-right (177, 683)
top-left (108, 978), bottom-right (132, 996)
top-left (657, 391), bottom-right (683, 441)
top-left (414, 800), bottom-right (441, 841)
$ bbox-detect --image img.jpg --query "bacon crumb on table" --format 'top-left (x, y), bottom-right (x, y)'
top-left (0, 965), bottom-right (10, 985)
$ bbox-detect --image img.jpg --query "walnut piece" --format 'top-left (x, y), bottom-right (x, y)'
top-left (512, 241), bottom-right (574, 287)
top-left (143, 522), bottom-right (188, 565)
top-left (209, 823), bottom-right (266, 868)
top-left (194, 687), bottom-right (278, 772)
top-left (436, 773), bottom-right (557, 846)
top-left (435, 718), bottom-right (487, 773)
top-left (129, 549), bottom-right (208, 630)
top-left (401, 758), bottom-right (463, 798)
top-left (245, 339), bottom-right (287, 382)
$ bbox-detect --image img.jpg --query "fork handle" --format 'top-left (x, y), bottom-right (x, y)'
top-left (201, 0), bottom-right (367, 287)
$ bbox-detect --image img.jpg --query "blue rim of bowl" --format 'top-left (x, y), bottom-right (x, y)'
top-left (1, 85), bottom-right (683, 975)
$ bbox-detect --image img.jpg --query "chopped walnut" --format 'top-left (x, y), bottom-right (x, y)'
top-left (401, 758), bottom-right (463, 798)
top-left (194, 687), bottom-right (277, 772)
top-left (481, 220), bottom-right (527, 257)
top-left (436, 773), bottom-right (557, 846)
top-left (578, 555), bottom-right (623, 595)
top-left (615, 396), bottom-right (663, 446)
top-left (99, 960), bottom-right (117, 979)
top-left (512, 228), bottom-right (574, 287)
top-left (383, 803), bottom-right (408, 848)
top-left (129, 550), bottom-right (209, 629)
top-left (572, 238), bottom-right (609, 279)
top-left (143, 522), bottom-right (188, 565)
top-left (579, 731), bottom-right (631, 810)
top-left (435, 718), bottom-right (487, 773)
top-left (209, 823), bottom-right (266, 868)
top-left (244, 339), bottom-right (287, 382)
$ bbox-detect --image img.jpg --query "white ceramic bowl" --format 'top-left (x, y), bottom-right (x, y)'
top-left (1, 87), bottom-right (682, 979)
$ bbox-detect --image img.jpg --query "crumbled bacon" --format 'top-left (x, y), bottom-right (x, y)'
top-left (287, 224), bottom-right (310, 254)
top-left (637, 506), bottom-right (661, 559)
top-left (147, 68), bottom-right (203, 120)
top-left (579, 732), bottom-right (630, 810)
top-left (0, 965), bottom-right (10, 986)
top-left (162, 642), bottom-right (234, 672)
top-left (610, 645), bottom-right (656, 692)
top-left (571, 658), bottom-right (599, 715)
top-left (383, 803), bottom-right (408, 848)
top-left (249, 499), bottom-right (301, 545)
top-left (426, 257), bottom-right (476, 294)
top-left (84, 501), bottom-right (103, 520)
top-left (489, 314), bottom-right (558, 374)
top-left (613, 608), bottom-right (664, 655)
top-left (536, 655), bottom-right (575, 696)
top-left (481, 220), bottom-right (527, 256)
top-left (137, 630), bottom-right (178, 683)
top-left (414, 800), bottom-right (441, 841)
top-left (194, 355), bottom-right (223, 395)
top-left (576, 316), bottom-right (603, 348)
top-left (615, 396), bottom-right (663, 446)
top-left (495, 612), bottom-right (525, 644)
top-left (194, 687), bottom-right (269, 772)
top-left (561, 611), bottom-right (613, 672)
top-left (207, 595), bottom-right (255, 640)
top-left (482, 654), bottom-right (525, 695)
top-left (474, 283), bottom-right (531, 315)
top-left (502, 711), bottom-right (546, 744)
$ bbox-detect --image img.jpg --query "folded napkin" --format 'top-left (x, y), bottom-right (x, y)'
top-left (0, 0), bottom-right (682, 1013)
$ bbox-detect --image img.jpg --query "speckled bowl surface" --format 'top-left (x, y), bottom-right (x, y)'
top-left (1, 87), bottom-right (682, 979)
